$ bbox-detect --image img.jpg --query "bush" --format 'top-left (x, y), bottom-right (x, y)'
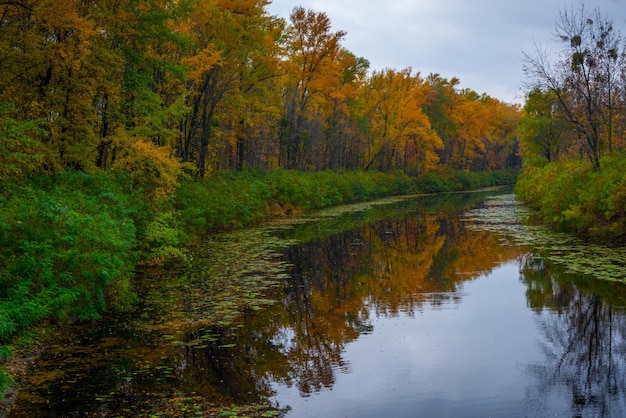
top-left (0, 170), bottom-right (147, 397)
top-left (0, 172), bottom-right (138, 344)
top-left (142, 212), bottom-right (189, 264)
top-left (175, 169), bottom-right (422, 232)
top-left (415, 169), bottom-right (517, 193)
top-left (176, 170), bottom-right (272, 232)
top-left (515, 155), bottom-right (626, 240)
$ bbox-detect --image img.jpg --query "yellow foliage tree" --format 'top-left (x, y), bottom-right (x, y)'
top-left (111, 129), bottom-right (183, 201)
top-left (361, 69), bottom-right (442, 172)
top-left (445, 90), bottom-right (490, 170)
top-left (279, 6), bottom-right (347, 169)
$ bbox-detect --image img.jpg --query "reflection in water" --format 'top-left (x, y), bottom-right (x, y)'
top-left (8, 191), bottom-right (626, 417)
top-left (521, 256), bottom-right (626, 417)
top-left (273, 208), bottom-right (523, 399)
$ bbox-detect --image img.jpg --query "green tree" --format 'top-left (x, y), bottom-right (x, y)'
top-left (522, 4), bottom-right (626, 170)
top-left (0, 103), bottom-right (46, 181)
top-left (519, 89), bottom-right (568, 163)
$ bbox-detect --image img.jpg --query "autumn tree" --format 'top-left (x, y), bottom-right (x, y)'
top-left (0, 0), bottom-right (190, 182)
top-left (423, 75), bottom-right (520, 171)
top-left (103, 0), bottom-right (192, 161)
top-left (453, 90), bottom-right (492, 169)
top-left (177, 0), bottom-right (283, 176)
top-left (214, 6), bottom-right (285, 170)
top-left (422, 76), bottom-right (488, 170)
top-left (522, 4), bottom-right (626, 170)
top-left (423, 74), bottom-right (457, 146)
top-left (0, 0), bottom-right (521, 180)
top-left (315, 50), bottom-right (370, 170)
top-left (359, 69), bottom-right (442, 173)
top-left (471, 97), bottom-right (521, 171)
top-left (279, 7), bottom-right (346, 170)
top-left (422, 75), bottom-right (460, 168)
top-left (0, 0), bottom-right (113, 170)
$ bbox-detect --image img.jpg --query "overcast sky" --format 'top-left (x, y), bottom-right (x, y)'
top-left (266, 0), bottom-right (626, 104)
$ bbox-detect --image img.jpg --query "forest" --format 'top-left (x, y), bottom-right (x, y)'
top-left (0, 0), bottom-right (624, 399)
top-left (0, 0), bottom-right (522, 177)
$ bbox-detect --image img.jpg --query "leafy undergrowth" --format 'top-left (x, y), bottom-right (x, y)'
top-left (515, 154), bottom-right (626, 241)
top-left (175, 168), bottom-right (517, 234)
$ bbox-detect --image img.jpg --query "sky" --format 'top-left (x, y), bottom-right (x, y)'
top-left (266, 0), bottom-right (626, 104)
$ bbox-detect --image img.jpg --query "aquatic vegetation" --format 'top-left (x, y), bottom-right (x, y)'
top-left (170, 188), bottom-right (518, 339)
top-left (463, 194), bottom-right (626, 281)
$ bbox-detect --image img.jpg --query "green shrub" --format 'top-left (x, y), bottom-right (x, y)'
top-left (143, 212), bottom-right (189, 264)
top-left (415, 169), bottom-right (517, 194)
top-left (0, 172), bottom-right (138, 339)
top-left (515, 155), bottom-right (626, 240)
top-left (176, 170), bottom-right (272, 232)
top-left (175, 169), bottom-right (422, 232)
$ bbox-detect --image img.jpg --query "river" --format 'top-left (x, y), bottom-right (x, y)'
top-left (8, 189), bottom-right (626, 417)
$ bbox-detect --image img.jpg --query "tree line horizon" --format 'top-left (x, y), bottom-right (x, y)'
top-left (0, 0), bottom-right (522, 190)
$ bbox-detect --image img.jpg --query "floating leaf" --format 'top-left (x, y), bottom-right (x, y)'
top-left (218, 343), bottom-right (236, 348)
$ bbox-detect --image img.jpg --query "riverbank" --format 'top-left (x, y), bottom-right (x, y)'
top-left (515, 154), bottom-right (626, 243)
top-left (0, 168), bottom-right (517, 410)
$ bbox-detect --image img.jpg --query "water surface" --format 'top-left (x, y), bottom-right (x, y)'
top-left (9, 190), bottom-right (626, 417)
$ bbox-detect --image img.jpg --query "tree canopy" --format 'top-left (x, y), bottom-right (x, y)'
top-left (0, 1), bottom-right (521, 183)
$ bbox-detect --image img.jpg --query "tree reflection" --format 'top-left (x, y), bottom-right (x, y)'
top-left (521, 255), bottom-right (626, 417)
top-left (276, 231), bottom-right (370, 396)
top-left (267, 209), bottom-right (522, 396)
top-left (177, 206), bottom-right (523, 402)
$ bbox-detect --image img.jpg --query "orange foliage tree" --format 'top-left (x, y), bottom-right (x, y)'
top-left (278, 6), bottom-right (347, 170)
top-left (0, 1), bottom-right (521, 185)
top-left (360, 68), bottom-right (443, 173)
